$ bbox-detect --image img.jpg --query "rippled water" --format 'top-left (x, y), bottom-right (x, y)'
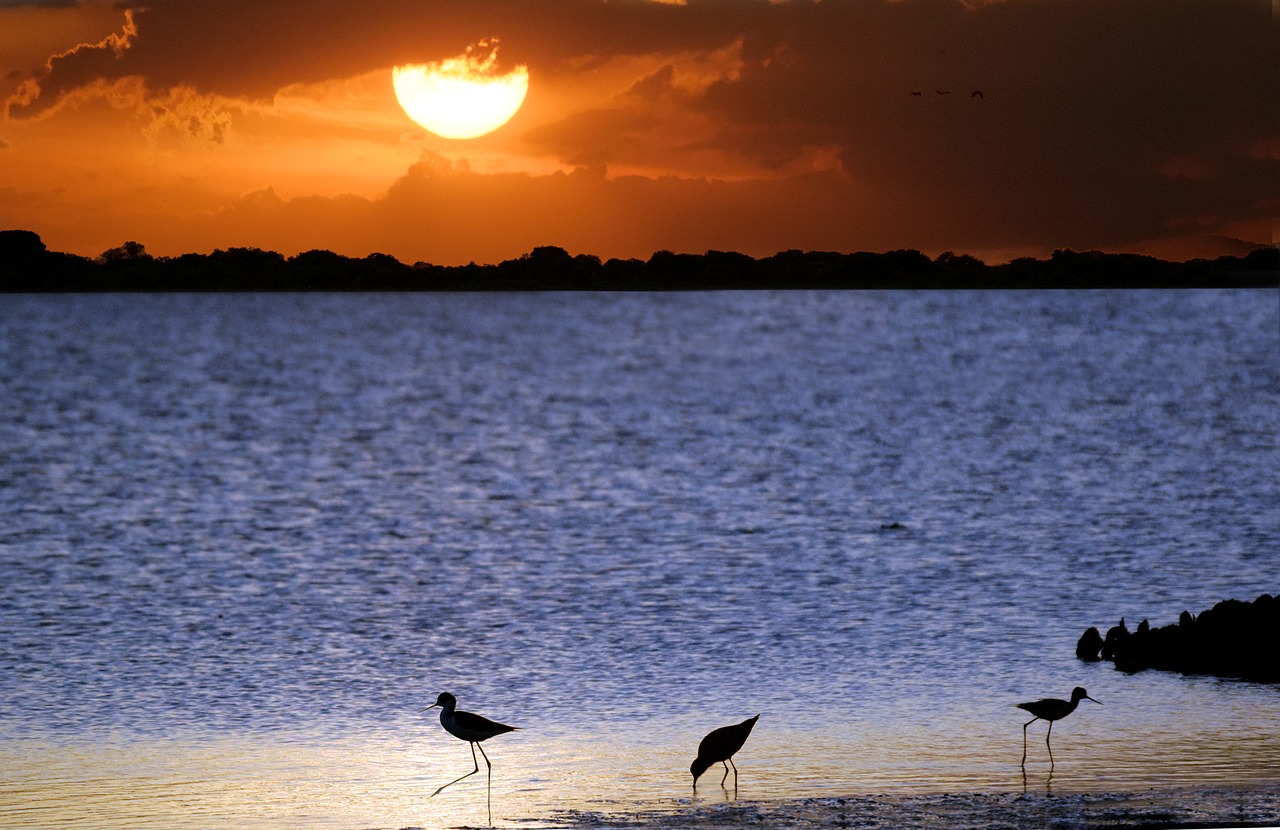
top-left (1, 290), bottom-right (1277, 829)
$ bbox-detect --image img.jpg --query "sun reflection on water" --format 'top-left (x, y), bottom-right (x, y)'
top-left (2, 707), bottom-right (1279, 829)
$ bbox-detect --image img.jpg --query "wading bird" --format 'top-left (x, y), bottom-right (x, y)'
top-left (421, 692), bottom-right (518, 824)
top-left (691, 714), bottom-right (760, 791)
top-left (1017, 686), bottom-right (1101, 766)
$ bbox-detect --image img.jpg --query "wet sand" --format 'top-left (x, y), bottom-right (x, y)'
top-left (544, 785), bottom-right (1280, 830)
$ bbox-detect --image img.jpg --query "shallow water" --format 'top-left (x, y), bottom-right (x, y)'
top-left (1, 290), bottom-right (1277, 829)
top-left (554, 786), bottom-right (1280, 830)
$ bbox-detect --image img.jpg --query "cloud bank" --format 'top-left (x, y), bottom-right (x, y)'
top-left (2, 0), bottom-right (1275, 263)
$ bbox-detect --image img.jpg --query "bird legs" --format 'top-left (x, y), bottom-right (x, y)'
top-left (431, 741), bottom-right (495, 824)
top-left (720, 758), bottom-right (739, 789)
top-left (1021, 718), bottom-right (1056, 769)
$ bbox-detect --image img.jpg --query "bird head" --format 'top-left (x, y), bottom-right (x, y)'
top-left (690, 756), bottom-right (714, 784)
top-left (419, 691), bottom-right (455, 712)
top-left (1071, 687), bottom-right (1101, 705)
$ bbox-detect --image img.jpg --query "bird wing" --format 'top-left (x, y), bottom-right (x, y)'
top-left (698, 716), bottom-right (758, 760)
top-left (455, 709), bottom-right (518, 734)
top-left (1017, 698), bottom-right (1068, 718)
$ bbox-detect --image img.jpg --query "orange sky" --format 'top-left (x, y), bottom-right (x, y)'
top-left (1, 0), bottom-right (1275, 265)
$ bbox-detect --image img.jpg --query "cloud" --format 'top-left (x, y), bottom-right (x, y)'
top-left (2, 0), bottom-right (1275, 262)
top-left (107, 149), bottom-right (972, 265)
top-left (8, 72), bottom-right (242, 147)
top-left (5, 7), bottom-right (136, 119)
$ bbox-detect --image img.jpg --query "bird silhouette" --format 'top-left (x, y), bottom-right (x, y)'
top-left (691, 714), bottom-right (759, 791)
top-left (1016, 687), bottom-right (1101, 767)
top-left (421, 692), bottom-right (518, 824)
top-left (971, 90), bottom-right (984, 98)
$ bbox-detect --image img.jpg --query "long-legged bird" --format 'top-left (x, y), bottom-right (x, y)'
top-left (1016, 686), bottom-right (1100, 767)
top-left (691, 714), bottom-right (759, 790)
top-left (421, 692), bottom-right (517, 824)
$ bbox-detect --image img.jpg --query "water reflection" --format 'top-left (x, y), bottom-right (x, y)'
top-left (1, 291), bottom-right (1277, 828)
top-left (3, 715), bottom-right (1280, 828)
top-left (1021, 765), bottom-right (1055, 795)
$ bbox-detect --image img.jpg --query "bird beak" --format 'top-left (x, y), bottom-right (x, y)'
top-left (1087, 697), bottom-right (1102, 705)
top-left (419, 703), bottom-right (440, 712)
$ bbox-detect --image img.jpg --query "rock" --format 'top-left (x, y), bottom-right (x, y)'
top-left (1101, 617), bottom-right (1129, 661)
top-left (1088, 594), bottom-right (1278, 683)
top-left (1076, 626), bottom-right (1104, 661)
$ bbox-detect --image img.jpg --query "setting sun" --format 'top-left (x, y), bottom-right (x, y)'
top-left (392, 40), bottom-right (528, 140)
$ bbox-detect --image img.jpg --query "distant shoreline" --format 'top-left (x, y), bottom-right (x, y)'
top-left (2, 230), bottom-right (1276, 291)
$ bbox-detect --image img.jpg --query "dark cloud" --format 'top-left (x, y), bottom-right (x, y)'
top-left (521, 106), bottom-right (663, 167)
top-left (4, 7), bottom-right (136, 118)
top-left (670, 0), bottom-right (1277, 249)
top-left (37, 0), bottom-right (750, 101)
top-left (148, 155), bottom-right (871, 265)
top-left (5, 0), bottom-right (1275, 258)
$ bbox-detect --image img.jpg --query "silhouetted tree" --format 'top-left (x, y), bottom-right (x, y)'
top-left (0, 229), bottom-right (46, 260)
top-left (99, 240), bottom-right (150, 263)
top-left (2, 229), bottom-right (1275, 291)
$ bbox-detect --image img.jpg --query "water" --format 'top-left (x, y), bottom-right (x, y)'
top-left (1, 290), bottom-right (1277, 829)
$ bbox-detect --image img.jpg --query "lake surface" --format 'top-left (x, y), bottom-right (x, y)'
top-left (1, 290), bottom-right (1277, 829)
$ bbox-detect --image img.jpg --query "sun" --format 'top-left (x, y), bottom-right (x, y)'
top-left (393, 40), bottom-right (528, 140)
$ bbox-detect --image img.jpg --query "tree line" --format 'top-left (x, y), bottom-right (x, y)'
top-left (2, 229), bottom-right (1275, 291)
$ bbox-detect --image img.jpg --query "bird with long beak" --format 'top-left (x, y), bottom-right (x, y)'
top-left (421, 692), bottom-right (517, 824)
top-left (1016, 686), bottom-right (1101, 767)
top-left (690, 714), bottom-right (759, 791)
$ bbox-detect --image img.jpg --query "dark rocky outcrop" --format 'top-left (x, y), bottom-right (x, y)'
top-left (1075, 626), bottom-right (1104, 661)
top-left (1101, 617), bottom-right (1130, 661)
top-left (1078, 594), bottom-right (1279, 683)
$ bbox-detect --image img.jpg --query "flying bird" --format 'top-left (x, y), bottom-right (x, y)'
top-left (691, 714), bottom-right (760, 790)
top-left (971, 90), bottom-right (984, 98)
top-left (421, 692), bottom-right (518, 824)
top-left (1016, 687), bottom-right (1101, 767)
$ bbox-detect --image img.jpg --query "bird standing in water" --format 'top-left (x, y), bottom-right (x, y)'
top-left (421, 692), bottom-right (518, 824)
top-left (1017, 686), bottom-right (1101, 766)
top-left (691, 714), bottom-right (760, 791)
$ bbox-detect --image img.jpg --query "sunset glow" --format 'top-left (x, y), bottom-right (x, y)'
top-left (393, 42), bottom-right (529, 140)
top-left (0, 0), bottom-right (1274, 265)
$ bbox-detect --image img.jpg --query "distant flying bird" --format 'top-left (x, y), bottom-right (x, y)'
top-left (421, 692), bottom-right (518, 824)
top-left (935, 89), bottom-right (951, 95)
top-left (911, 91), bottom-right (923, 96)
top-left (971, 90), bottom-right (984, 98)
top-left (691, 714), bottom-right (760, 790)
top-left (1016, 687), bottom-right (1101, 767)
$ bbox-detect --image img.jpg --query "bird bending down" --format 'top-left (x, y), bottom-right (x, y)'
top-left (421, 692), bottom-right (518, 824)
top-left (1016, 686), bottom-right (1100, 767)
top-left (691, 714), bottom-right (760, 790)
